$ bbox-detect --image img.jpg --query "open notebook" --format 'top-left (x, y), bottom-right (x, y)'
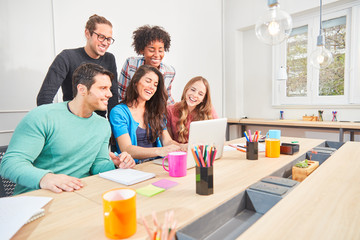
top-left (99, 168), bottom-right (155, 186)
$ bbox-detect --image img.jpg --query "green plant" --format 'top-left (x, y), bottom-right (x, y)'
top-left (295, 159), bottom-right (309, 168)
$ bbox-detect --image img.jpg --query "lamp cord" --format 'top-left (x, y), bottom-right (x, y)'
top-left (319, 0), bottom-right (323, 35)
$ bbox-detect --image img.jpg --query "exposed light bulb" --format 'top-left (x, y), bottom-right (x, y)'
top-left (268, 21), bottom-right (280, 35)
top-left (310, 0), bottom-right (333, 69)
top-left (310, 45), bottom-right (333, 69)
top-left (310, 35), bottom-right (333, 69)
top-left (317, 54), bottom-right (325, 64)
top-left (255, 0), bottom-right (293, 45)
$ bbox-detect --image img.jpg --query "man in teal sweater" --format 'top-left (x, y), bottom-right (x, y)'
top-left (0, 63), bottom-right (135, 194)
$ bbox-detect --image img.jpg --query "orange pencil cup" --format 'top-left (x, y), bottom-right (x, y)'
top-left (265, 139), bottom-right (280, 158)
top-left (102, 188), bottom-right (137, 239)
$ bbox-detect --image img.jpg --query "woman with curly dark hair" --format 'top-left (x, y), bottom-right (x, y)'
top-left (118, 25), bottom-right (176, 104)
top-left (166, 76), bottom-right (218, 143)
top-left (110, 65), bottom-right (184, 164)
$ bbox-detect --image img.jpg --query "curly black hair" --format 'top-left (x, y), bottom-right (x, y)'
top-left (132, 25), bottom-right (171, 55)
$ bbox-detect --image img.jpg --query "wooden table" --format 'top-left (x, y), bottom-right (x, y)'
top-left (227, 118), bottom-right (360, 142)
top-left (238, 141), bottom-right (360, 240)
top-left (10, 137), bottom-right (333, 239)
top-left (12, 189), bottom-right (103, 240)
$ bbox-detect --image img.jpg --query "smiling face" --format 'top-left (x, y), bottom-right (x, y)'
top-left (185, 80), bottom-right (207, 112)
top-left (85, 23), bottom-right (113, 59)
top-left (136, 71), bottom-right (159, 102)
top-left (141, 40), bottom-right (164, 68)
top-left (83, 73), bottom-right (113, 111)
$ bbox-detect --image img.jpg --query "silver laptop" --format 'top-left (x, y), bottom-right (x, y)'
top-left (153, 118), bottom-right (227, 169)
top-left (186, 118), bottom-right (227, 168)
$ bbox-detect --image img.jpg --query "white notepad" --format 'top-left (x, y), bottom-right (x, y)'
top-left (0, 196), bottom-right (52, 240)
top-left (99, 168), bottom-right (155, 186)
top-left (26, 208), bottom-right (45, 224)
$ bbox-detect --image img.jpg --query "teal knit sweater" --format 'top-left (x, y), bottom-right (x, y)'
top-left (0, 102), bottom-right (115, 194)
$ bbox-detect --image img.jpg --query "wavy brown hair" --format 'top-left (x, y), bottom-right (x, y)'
top-left (122, 65), bottom-right (168, 143)
top-left (176, 76), bottom-right (214, 143)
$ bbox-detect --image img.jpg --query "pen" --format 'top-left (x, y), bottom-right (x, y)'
top-left (236, 144), bottom-right (246, 150)
top-left (229, 144), bottom-right (246, 152)
top-left (254, 131), bottom-right (258, 142)
top-left (244, 131), bottom-right (250, 142)
top-left (248, 129), bottom-right (252, 142)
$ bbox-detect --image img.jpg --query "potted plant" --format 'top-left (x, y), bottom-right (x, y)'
top-left (292, 158), bottom-right (319, 182)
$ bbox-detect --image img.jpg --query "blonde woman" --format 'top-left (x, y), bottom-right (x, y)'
top-left (167, 76), bottom-right (218, 143)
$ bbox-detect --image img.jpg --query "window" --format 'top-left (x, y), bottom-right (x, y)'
top-left (286, 25), bottom-right (308, 98)
top-left (273, 3), bottom-right (360, 106)
top-left (319, 16), bottom-right (346, 97)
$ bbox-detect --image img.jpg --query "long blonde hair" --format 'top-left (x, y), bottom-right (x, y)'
top-left (176, 76), bottom-right (214, 143)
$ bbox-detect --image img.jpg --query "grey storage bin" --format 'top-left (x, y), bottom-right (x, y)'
top-left (177, 177), bottom-right (298, 240)
top-left (177, 141), bottom-right (342, 240)
top-left (307, 141), bottom-right (344, 165)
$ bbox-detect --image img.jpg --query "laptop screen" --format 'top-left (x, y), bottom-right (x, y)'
top-left (186, 118), bottom-right (227, 169)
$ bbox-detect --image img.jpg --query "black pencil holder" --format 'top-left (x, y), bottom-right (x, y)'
top-left (246, 142), bottom-right (258, 160)
top-left (196, 166), bottom-right (213, 195)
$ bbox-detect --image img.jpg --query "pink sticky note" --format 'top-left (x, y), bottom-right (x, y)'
top-left (151, 179), bottom-right (178, 190)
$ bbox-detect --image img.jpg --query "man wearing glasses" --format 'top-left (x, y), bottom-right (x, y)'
top-left (37, 14), bottom-right (117, 117)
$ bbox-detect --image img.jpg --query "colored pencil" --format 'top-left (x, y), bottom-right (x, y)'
top-left (212, 148), bottom-right (217, 166)
top-left (191, 148), bottom-right (200, 167)
top-left (195, 146), bottom-right (206, 167)
top-left (203, 145), bottom-right (208, 166)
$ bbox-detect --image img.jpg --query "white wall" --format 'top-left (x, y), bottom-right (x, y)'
top-left (1, 0), bottom-right (359, 146)
top-left (224, 0), bottom-right (360, 141)
top-left (0, 0), bottom-right (223, 145)
top-left (0, 0), bottom-right (55, 145)
top-left (51, 0), bottom-right (223, 105)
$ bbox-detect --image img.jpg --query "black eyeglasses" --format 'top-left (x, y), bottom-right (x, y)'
top-left (92, 32), bottom-right (115, 45)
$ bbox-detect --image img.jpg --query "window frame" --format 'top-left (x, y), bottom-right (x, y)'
top-left (272, 3), bottom-right (360, 107)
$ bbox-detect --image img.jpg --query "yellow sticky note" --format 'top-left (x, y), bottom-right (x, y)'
top-left (136, 184), bottom-right (165, 197)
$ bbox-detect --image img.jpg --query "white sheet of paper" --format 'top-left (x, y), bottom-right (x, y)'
top-left (223, 145), bottom-right (236, 152)
top-left (0, 196), bottom-right (52, 240)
